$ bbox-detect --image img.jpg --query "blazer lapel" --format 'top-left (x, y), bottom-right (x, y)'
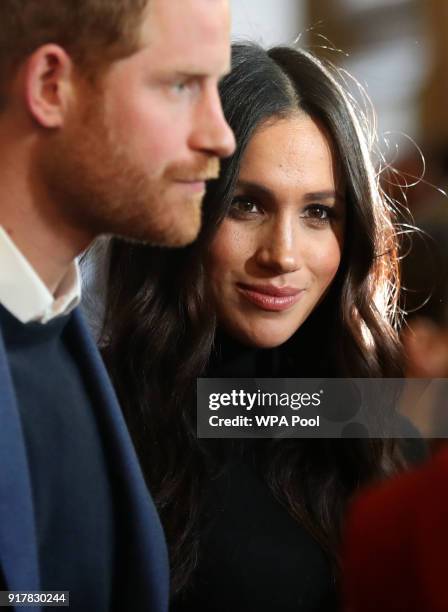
top-left (66, 310), bottom-right (169, 611)
top-left (0, 327), bottom-right (41, 596)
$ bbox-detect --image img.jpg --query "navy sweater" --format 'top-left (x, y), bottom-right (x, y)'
top-left (0, 305), bottom-right (117, 611)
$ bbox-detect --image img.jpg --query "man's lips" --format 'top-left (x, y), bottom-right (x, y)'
top-left (236, 283), bottom-right (304, 312)
top-left (175, 179), bottom-right (207, 193)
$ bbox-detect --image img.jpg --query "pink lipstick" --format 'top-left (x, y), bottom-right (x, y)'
top-left (236, 283), bottom-right (304, 312)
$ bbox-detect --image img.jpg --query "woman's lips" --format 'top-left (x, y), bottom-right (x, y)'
top-left (236, 283), bottom-right (304, 312)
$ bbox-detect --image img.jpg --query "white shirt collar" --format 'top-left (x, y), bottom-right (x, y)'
top-left (0, 226), bottom-right (81, 324)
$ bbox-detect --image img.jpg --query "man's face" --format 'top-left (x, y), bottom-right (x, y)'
top-left (39, 0), bottom-right (235, 247)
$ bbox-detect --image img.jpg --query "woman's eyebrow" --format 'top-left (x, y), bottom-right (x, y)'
top-left (235, 179), bottom-right (274, 199)
top-left (303, 190), bottom-right (342, 202)
top-left (237, 181), bottom-right (344, 203)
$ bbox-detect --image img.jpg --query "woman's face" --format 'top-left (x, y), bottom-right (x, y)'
top-left (206, 113), bottom-right (346, 348)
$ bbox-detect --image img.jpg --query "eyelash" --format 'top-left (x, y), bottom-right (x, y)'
top-left (228, 197), bottom-right (337, 225)
top-left (304, 204), bottom-right (335, 223)
top-left (228, 198), bottom-right (259, 216)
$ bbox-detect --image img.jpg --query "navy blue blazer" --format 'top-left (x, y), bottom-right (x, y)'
top-left (0, 309), bottom-right (169, 611)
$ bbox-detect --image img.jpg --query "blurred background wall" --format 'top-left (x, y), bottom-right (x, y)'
top-left (231, 0), bottom-right (306, 46)
top-left (231, 0), bottom-right (429, 152)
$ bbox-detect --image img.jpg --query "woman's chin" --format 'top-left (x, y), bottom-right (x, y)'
top-left (236, 328), bottom-right (296, 350)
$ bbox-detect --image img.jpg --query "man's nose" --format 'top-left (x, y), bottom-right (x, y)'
top-left (190, 86), bottom-right (236, 159)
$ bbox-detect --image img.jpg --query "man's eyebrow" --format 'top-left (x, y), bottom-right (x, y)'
top-left (171, 70), bottom-right (206, 78)
top-left (171, 68), bottom-right (229, 79)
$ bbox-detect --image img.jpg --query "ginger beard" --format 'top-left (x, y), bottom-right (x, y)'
top-left (36, 85), bottom-right (220, 247)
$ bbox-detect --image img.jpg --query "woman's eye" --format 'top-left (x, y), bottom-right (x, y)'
top-left (302, 205), bottom-right (333, 223)
top-left (228, 198), bottom-right (261, 216)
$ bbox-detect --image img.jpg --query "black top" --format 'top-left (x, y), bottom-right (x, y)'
top-left (172, 332), bottom-right (338, 612)
top-left (172, 331), bottom-right (427, 612)
top-left (0, 305), bottom-right (117, 611)
top-left (174, 454), bottom-right (336, 612)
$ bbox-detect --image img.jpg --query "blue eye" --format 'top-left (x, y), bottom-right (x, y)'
top-left (171, 78), bottom-right (201, 98)
top-left (172, 80), bottom-right (188, 93)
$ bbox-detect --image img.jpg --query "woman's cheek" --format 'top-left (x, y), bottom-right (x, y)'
top-left (307, 235), bottom-right (342, 284)
top-left (209, 221), bottom-right (253, 277)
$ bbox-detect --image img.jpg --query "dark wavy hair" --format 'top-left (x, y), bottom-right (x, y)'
top-left (100, 43), bottom-right (405, 597)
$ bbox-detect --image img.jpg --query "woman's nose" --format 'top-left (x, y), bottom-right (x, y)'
top-left (255, 219), bottom-right (301, 274)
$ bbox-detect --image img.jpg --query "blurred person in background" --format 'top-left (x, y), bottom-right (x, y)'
top-left (343, 200), bottom-right (448, 612)
top-left (0, 0), bottom-right (234, 609)
top-left (400, 205), bottom-right (448, 439)
top-left (98, 43), bottom-right (423, 612)
top-left (343, 446), bottom-right (448, 612)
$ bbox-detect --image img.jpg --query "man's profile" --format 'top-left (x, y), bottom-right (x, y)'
top-left (0, 1), bottom-right (234, 610)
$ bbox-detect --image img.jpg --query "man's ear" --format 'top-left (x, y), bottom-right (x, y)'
top-left (24, 44), bottom-right (75, 128)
